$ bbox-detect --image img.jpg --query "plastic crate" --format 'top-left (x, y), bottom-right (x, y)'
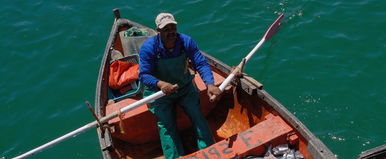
top-left (108, 54), bottom-right (143, 101)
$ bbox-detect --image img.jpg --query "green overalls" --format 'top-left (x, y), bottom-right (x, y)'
top-left (144, 47), bottom-right (214, 159)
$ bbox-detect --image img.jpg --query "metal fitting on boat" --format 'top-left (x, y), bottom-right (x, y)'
top-left (272, 144), bottom-right (290, 155)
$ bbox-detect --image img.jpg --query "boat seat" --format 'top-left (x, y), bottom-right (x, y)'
top-left (193, 71), bottom-right (225, 115)
top-left (105, 71), bottom-right (225, 143)
top-left (193, 70), bottom-right (225, 92)
top-left (106, 97), bottom-right (157, 143)
top-left (179, 114), bottom-right (294, 159)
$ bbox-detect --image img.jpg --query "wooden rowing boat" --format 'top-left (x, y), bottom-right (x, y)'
top-left (357, 144), bottom-right (386, 159)
top-left (95, 9), bottom-right (335, 159)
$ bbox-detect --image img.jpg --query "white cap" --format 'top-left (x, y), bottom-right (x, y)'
top-left (155, 13), bottom-right (177, 29)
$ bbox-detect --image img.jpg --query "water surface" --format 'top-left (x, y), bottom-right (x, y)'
top-left (1, 0), bottom-right (385, 158)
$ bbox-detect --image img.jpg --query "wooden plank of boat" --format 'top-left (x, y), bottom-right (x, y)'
top-left (95, 9), bottom-right (336, 159)
top-left (357, 144), bottom-right (386, 159)
top-left (179, 114), bottom-right (293, 159)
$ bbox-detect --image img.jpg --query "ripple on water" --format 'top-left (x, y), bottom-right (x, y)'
top-left (2, 0), bottom-right (386, 158)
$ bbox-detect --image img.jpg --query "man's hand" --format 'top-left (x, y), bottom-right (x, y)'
top-left (231, 66), bottom-right (243, 78)
top-left (207, 84), bottom-right (221, 101)
top-left (157, 81), bottom-right (178, 95)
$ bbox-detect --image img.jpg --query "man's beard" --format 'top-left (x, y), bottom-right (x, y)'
top-left (165, 33), bottom-right (176, 42)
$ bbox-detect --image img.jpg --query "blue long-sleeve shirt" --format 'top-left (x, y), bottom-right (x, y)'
top-left (139, 33), bottom-right (214, 89)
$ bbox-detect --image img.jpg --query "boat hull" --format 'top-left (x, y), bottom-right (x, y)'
top-left (95, 10), bottom-right (335, 159)
top-left (357, 144), bottom-right (386, 159)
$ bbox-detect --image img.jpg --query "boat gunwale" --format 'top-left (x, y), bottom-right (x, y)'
top-left (95, 16), bottom-right (336, 159)
top-left (357, 144), bottom-right (386, 159)
top-left (204, 52), bottom-right (335, 158)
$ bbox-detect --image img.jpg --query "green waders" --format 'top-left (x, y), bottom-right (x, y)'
top-left (144, 54), bottom-right (214, 159)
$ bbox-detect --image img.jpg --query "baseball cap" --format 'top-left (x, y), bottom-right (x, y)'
top-left (155, 13), bottom-right (177, 29)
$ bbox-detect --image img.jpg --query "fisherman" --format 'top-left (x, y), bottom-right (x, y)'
top-left (139, 13), bottom-right (221, 159)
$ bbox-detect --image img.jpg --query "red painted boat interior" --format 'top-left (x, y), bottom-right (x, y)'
top-left (100, 26), bottom-right (313, 159)
top-left (104, 69), bottom-right (312, 159)
top-left (105, 72), bottom-right (225, 144)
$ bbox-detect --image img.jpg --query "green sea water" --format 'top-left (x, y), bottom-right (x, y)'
top-left (1, 0), bottom-right (385, 158)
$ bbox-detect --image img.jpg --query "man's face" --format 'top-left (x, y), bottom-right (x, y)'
top-left (159, 24), bottom-right (177, 43)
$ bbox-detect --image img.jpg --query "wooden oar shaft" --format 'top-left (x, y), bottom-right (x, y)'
top-left (244, 38), bottom-right (266, 63)
top-left (210, 14), bottom-right (284, 102)
top-left (100, 90), bottom-right (166, 123)
top-left (12, 122), bottom-right (97, 159)
top-left (12, 90), bottom-right (166, 159)
top-left (218, 38), bottom-right (265, 92)
top-left (211, 36), bottom-right (267, 102)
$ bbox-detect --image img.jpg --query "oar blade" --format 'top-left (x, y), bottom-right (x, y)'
top-left (263, 13), bottom-right (284, 41)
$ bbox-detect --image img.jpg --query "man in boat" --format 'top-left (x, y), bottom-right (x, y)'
top-left (139, 13), bottom-right (221, 159)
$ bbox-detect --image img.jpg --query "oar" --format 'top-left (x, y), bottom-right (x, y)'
top-left (12, 89), bottom-right (169, 159)
top-left (210, 13), bottom-right (284, 101)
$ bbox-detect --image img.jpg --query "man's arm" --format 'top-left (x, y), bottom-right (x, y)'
top-left (139, 39), bottom-right (178, 94)
top-left (139, 42), bottom-right (160, 89)
top-left (183, 35), bottom-right (221, 99)
top-left (184, 36), bottom-right (214, 86)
